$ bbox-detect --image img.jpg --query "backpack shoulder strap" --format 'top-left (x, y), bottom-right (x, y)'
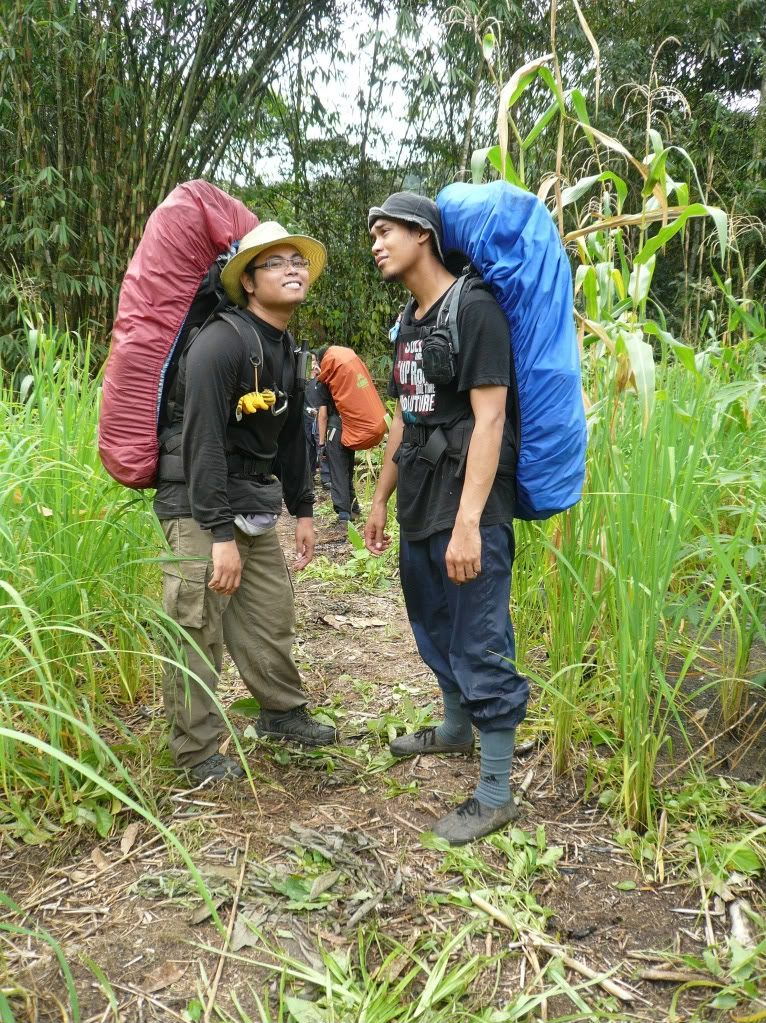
top-left (435, 273), bottom-right (470, 356)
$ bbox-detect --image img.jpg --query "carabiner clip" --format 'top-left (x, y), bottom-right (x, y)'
top-left (270, 391), bottom-right (288, 416)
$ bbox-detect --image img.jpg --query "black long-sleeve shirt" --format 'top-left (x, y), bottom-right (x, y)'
top-left (154, 310), bottom-right (313, 541)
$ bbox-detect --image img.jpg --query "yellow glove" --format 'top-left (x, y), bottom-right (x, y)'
top-left (237, 389), bottom-right (276, 415)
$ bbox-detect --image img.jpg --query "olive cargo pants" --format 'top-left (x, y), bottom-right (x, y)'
top-left (160, 517), bottom-right (307, 768)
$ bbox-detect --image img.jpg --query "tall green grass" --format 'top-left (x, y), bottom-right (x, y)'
top-left (1, 324), bottom-right (174, 839)
top-left (513, 336), bottom-right (764, 830)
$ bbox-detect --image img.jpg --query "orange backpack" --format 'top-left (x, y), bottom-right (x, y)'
top-left (318, 346), bottom-right (387, 450)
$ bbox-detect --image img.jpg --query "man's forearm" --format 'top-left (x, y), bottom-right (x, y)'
top-left (318, 406), bottom-right (328, 445)
top-left (455, 414), bottom-right (504, 527)
top-left (372, 405), bottom-right (403, 508)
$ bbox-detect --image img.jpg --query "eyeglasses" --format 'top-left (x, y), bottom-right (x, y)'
top-left (250, 256), bottom-right (310, 272)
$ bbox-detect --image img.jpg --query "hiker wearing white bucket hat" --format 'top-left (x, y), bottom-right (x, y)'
top-left (222, 221), bottom-right (326, 308)
top-left (154, 217), bottom-right (336, 783)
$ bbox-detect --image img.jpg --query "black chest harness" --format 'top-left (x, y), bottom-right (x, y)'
top-left (394, 275), bottom-right (476, 477)
top-left (392, 274), bottom-right (520, 482)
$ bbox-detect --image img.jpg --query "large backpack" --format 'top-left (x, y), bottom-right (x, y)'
top-left (99, 180), bottom-right (258, 488)
top-left (436, 181), bottom-right (587, 521)
top-left (318, 346), bottom-right (387, 450)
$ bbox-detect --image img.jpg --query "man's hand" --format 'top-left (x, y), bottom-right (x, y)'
top-left (209, 540), bottom-right (241, 595)
top-left (364, 502), bottom-right (391, 556)
top-left (318, 443), bottom-right (327, 461)
top-left (445, 521), bottom-right (482, 584)
top-left (294, 517), bottom-right (315, 571)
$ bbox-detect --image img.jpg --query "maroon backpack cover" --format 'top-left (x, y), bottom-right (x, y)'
top-left (99, 180), bottom-right (258, 488)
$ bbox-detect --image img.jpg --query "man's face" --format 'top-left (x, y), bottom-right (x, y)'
top-left (310, 356), bottom-right (319, 377)
top-left (240, 243), bottom-right (310, 309)
top-left (370, 218), bottom-right (426, 281)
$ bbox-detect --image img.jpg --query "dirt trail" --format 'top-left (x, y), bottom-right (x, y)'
top-left (1, 506), bottom-right (763, 1022)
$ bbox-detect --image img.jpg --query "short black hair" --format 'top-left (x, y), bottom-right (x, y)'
top-left (316, 345), bottom-right (329, 365)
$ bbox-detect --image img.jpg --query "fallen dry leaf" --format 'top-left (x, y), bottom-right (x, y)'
top-left (320, 614), bottom-right (386, 630)
top-left (230, 908), bottom-right (267, 952)
top-left (141, 961), bottom-right (186, 994)
top-left (309, 870), bottom-right (341, 899)
top-left (120, 822), bottom-right (139, 856)
top-left (91, 848), bottom-right (110, 871)
top-left (36, 505), bottom-right (54, 518)
top-left (188, 897), bottom-right (224, 926)
top-left (200, 863), bottom-right (242, 881)
top-left (320, 614), bottom-right (346, 630)
top-left (12, 488), bottom-right (22, 505)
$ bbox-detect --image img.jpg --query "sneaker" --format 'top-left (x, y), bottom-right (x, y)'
top-left (390, 726), bottom-right (474, 758)
top-left (257, 707), bottom-right (337, 746)
top-left (432, 797), bottom-right (519, 846)
top-left (187, 753), bottom-right (245, 783)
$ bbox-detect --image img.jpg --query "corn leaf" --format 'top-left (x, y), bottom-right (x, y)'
top-left (470, 147), bottom-right (493, 185)
top-left (497, 54), bottom-right (554, 179)
top-left (634, 203), bottom-right (728, 264)
top-left (618, 329), bottom-right (655, 432)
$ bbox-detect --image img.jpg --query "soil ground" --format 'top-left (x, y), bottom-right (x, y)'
top-left (1, 501), bottom-right (763, 1023)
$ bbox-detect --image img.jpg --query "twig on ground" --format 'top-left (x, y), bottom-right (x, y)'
top-left (470, 893), bottom-right (634, 1003)
top-left (695, 847), bottom-right (716, 946)
top-left (109, 983), bottom-right (188, 1022)
top-left (521, 936), bottom-right (548, 1020)
top-left (657, 703), bottom-right (757, 786)
top-left (637, 969), bottom-right (719, 984)
top-left (9, 832), bottom-right (170, 918)
top-left (204, 832), bottom-right (251, 1023)
top-left (519, 769), bottom-right (535, 794)
top-left (391, 813), bottom-right (423, 833)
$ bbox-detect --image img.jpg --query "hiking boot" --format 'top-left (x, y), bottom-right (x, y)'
top-left (187, 753), bottom-right (245, 783)
top-left (323, 521), bottom-right (349, 542)
top-left (432, 797), bottom-right (519, 846)
top-left (257, 707), bottom-right (337, 746)
top-left (390, 726), bottom-right (474, 759)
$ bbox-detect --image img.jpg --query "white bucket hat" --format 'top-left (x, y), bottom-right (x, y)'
top-left (221, 221), bottom-right (327, 307)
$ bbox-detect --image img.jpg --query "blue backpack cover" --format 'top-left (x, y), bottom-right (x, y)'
top-left (437, 181), bottom-right (587, 521)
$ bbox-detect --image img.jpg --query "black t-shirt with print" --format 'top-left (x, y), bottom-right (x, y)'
top-left (387, 283), bottom-right (517, 541)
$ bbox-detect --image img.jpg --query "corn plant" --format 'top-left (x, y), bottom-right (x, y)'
top-left (471, 16), bottom-right (765, 829)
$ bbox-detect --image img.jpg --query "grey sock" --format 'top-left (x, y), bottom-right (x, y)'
top-left (435, 688), bottom-right (473, 745)
top-left (474, 727), bottom-right (516, 807)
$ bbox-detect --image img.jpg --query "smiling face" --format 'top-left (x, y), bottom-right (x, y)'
top-left (240, 243), bottom-right (310, 313)
top-left (370, 218), bottom-right (431, 282)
